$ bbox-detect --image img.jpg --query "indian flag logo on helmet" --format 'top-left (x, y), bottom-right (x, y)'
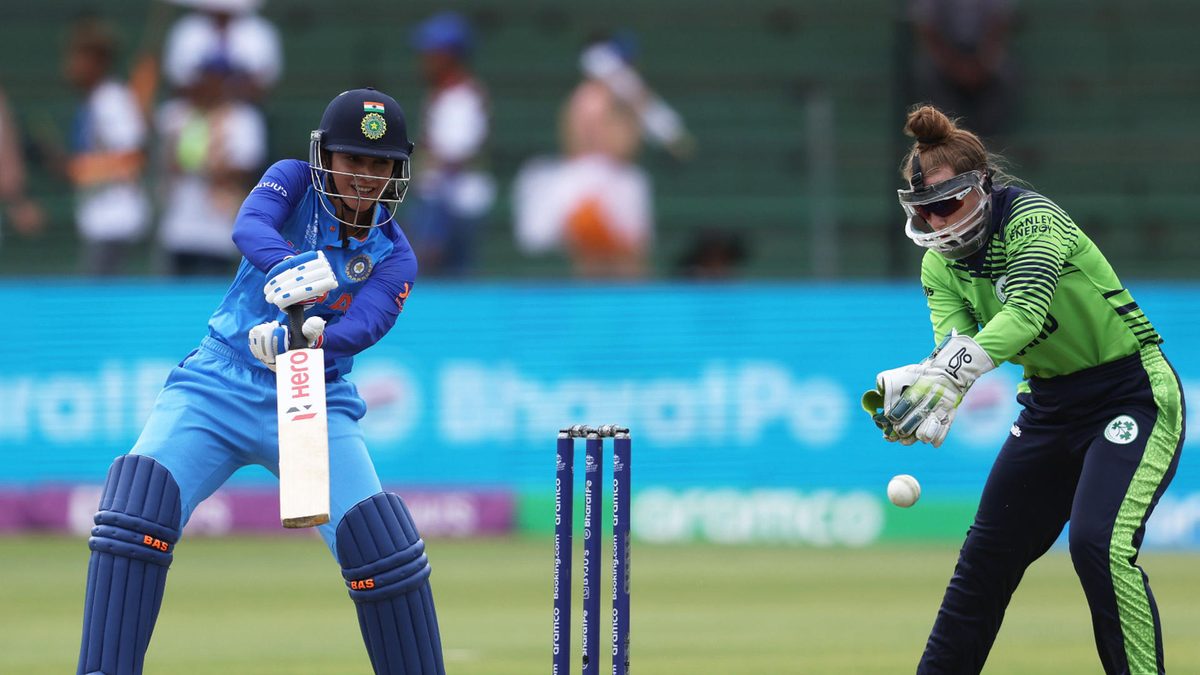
top-left (363, 101), bottom-right (385, 113)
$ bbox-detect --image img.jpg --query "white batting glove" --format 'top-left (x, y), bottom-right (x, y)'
top-left (885, 330), bottom-right (995, 447)
top-left (263, 251), bottom-right (339, 310)
top-left (248, 316), bottom-right (327, 371)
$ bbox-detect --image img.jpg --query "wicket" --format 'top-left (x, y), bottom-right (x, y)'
top-left (553, 424), bottom-right (631, 675)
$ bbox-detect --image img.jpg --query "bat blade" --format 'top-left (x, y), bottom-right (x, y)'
top-left (276, 347), bottom-right (330, 528)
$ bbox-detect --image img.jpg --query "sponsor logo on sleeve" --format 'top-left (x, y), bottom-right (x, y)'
top-left (395, 282), bottom-right (411, 313)
top-left (254, 181), bottom-right (289, 197)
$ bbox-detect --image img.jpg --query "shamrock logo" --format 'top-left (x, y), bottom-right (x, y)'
top-left (1103, 415), bottom-right (1138, 445)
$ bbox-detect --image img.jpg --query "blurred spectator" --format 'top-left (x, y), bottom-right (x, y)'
top-left (405, 11), bottom-right (494, 277)
top-left (63, 15), bottom-right (150, 276)
top-left (154, 56), bottom-right (266, 275)
top-left (675, 229), bottom-right (748, 279)
top-left (909, 0), bottom-right (1018, 140)
top-left (566, 31), bottom-right (694, 162)
top-left (0, 85), bottom-right (46, 244)
top-left (160, 0), bottom-right (282, 103)
top-left (513, 32), bottom-right (693, 279)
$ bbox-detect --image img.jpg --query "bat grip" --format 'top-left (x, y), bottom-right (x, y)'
top-left (286, 305), bottom-right (307, 350)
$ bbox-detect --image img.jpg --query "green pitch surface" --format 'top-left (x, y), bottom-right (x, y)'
top-left (4, 536), bottom-right (1200, 674)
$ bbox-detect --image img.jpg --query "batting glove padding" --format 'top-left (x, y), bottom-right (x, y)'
top-left (885, 330), bottom-right (995, 447)
top-left (248, 316), bottom-right (326, 370)
top-left (263, 250), bottom-right (339, 310)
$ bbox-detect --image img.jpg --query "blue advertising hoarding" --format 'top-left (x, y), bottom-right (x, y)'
top-left (6, 282), bottom-right (1199, 545)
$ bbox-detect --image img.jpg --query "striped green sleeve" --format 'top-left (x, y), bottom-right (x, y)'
top-left (920, 250), bottom-right (979, 344)
top-left (974, 195), bottom-right (1080, 363)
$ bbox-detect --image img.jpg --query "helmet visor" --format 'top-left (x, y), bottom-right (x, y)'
top-left (897, 170), bottom-right (986, 227)
top-left (897, 170), bottom-right (991, 259)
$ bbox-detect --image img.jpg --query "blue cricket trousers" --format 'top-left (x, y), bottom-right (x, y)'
top-left (130, 337), bottom-right (385, 557)
top-left (919, 346), bottom-right (1185, 675)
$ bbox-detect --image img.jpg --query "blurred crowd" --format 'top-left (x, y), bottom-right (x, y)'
top-left (1, 0), bottom-right (280, 276)
top-left (0, 0), bottom-right (1023, 280)
top-left (0, 0), bottom-right (717, 280)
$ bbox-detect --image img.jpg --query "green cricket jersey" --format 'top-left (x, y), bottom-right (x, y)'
top-left (920, 187), bottom-right (1162, 379)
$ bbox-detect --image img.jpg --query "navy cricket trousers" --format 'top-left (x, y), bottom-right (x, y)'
top-left (918, 346), bottom-right (1185, 674)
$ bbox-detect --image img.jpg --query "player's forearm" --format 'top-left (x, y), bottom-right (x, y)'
top-left (232, 207), bottom-right (295, 272)
top-left (68, 150), bottom-right (144, 186)
top-left (232, 183), bottom-right (302, 271)
top-left (319, 277), bottom-right (409, 359)
top-left (234, 160), bottom-right (312, 270)
top-left (922, 267), bottom-right (979, 344)
top-left (974, 305), bottom-right (1045, 364)
top-left (320, 307), bottom-right (398, 359)
top-left (926, 295), bottom-right (980, 351)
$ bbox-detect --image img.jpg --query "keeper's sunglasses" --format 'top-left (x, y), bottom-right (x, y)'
top-left (913, 188), bottom-right (971, 220)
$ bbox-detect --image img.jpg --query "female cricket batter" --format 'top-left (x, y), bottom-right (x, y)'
top-left (75, 88), bottom-right (445, 674)
top-left (869, 104), bottom-right (1185, 674)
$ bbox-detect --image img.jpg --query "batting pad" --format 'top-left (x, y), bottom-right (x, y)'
top-left (77, 454), bottom-right (182, 675)
top-left (337, 492), bottom-right (445, 675)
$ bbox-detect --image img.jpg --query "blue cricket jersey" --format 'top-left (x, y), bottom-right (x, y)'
top-left (208, 159), bottom-right (416, 379)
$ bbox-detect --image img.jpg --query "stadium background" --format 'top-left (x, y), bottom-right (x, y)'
top-left (2, 1), bottom-right (1199, 673)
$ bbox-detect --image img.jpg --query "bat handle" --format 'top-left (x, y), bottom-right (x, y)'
top-left (286, 305), bottom-right (307, 351)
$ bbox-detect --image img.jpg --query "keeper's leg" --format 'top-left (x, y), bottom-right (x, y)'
top-left (1070, 408), bottom-right (1181, 675)
top-left (77, 455), bottom-right (182, 675)
top-left (918, 413), bottom-right (1081, 674)
top-left (337, 492), bottom-right (446, 675)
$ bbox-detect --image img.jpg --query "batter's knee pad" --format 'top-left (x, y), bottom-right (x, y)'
top-left (337, 492), bottom-right (445, 675)
top-left (77, 454), bottom-right (182, 675)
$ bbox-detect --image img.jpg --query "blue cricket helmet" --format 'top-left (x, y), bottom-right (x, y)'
top-left (309, 87), bottom-right (415, 228)
top-left (313, 87), bottom-right (414, 161)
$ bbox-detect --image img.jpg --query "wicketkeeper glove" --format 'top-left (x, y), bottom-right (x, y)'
top-left (248, 316), bottom-right (327, 371)
top-left (862, 389), bottom-right (916, 445)
top-left (885, 330), bottom-right (995, 448)
top-left (861, 363), bottom-right (925, 445)
top-left (263, 251), bottom-right (339, 310)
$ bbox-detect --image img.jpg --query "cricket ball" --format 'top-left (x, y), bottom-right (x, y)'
top-left (887, 474), bottom-right (921, 508)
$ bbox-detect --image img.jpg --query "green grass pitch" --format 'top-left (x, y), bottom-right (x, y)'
top-left (4, 535), bottom-right (1199, 673)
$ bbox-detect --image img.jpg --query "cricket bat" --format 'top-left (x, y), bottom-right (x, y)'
top-left (276, 305), bottom-right (330, 528)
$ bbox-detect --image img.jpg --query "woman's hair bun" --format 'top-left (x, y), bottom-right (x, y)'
top-left (905, 105), bottom-right (955, 145)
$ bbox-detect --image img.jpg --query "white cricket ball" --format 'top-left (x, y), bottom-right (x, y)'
top-left (887, 474), bottom-right (921, 508)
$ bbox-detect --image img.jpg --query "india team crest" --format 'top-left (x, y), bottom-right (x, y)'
top-left (1103, 415), bottom-right (1139, 445)
top-left (361, 112), bottom-right (387, 140)
top-left (346, 254), bottom-right (373, 281)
